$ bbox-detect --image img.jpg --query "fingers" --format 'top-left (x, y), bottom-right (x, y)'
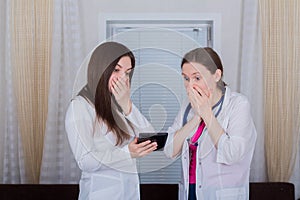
top-left (112, 77), bottom-right (129, 96)
top-left (138, 143), bottom-right (158, 157)
top-left (188, 88), bottom-right (199, 106)
top-left (187, 87), bottom-right (202, 100)
top-left (188, 86), bottom-right (210, 109)
top-left (129, 138), bottom-right (157, 158)
top-left (111, 78), bottom-right (122, 94)
top-left (113, 77), bottom-right (128, 90)
top-left (192, 85), bottom-right (210, 98)
top-left (138, 141), bottom-right (157, 152)
top-left (187, 87), bottom-right (206, 118)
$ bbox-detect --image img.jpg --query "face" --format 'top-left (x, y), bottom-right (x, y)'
top-left (108, 56), bottom-right (133, 92)
top-left (181, 62), bottom-right (221, 96)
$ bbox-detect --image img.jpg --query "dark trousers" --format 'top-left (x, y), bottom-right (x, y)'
top-left (188, 184), bottom-right (197, 200)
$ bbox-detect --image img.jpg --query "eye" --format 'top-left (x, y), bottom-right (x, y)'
top-left (125, 69), bottom-right (132, 76)
top-left (113, 68), bottom-right (120, 72)
top-left (195, 76), bottom-right (201, 81)
top-left (183, 76), bottom-right (189, 81)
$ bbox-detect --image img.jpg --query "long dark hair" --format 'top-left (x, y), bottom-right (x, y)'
top-left (181, 47), bottom-right (226, 90)
top-left (78, 42), bottom-right (135, 146)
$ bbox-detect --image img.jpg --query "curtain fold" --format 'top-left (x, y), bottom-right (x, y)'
top-left (239, 0), bottom-right (266, 182)
top-left (0, 0), bottom-right (25, 184)
top-left (10, 0), bottom-right (53, 183)
top-left (259, 0), bottom-right (300, 184)
top-left (40, 0), bottom-right (83, 183)
top-left (0, 0), bottom-right (6, 183)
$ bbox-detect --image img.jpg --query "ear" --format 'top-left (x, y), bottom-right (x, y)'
top-left (214, 69), bottom-right (222, 82)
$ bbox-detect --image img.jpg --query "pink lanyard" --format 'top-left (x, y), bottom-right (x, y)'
top-left (191, 121), bottom-right (205, 144)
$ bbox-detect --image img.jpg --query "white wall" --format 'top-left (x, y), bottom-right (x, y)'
top-left (78, 0), bottom-right (243, 91)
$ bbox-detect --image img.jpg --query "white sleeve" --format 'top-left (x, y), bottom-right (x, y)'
top-left (164, 104), bottom-right (186, 159)
top-left (65, 99), bottom-right (136, 173)
top-left (216, 97), bottom-right (257, 165)
top-left (124, 103), bottom-right (154, 136)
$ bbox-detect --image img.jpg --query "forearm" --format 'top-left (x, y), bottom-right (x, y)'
top-left (203, 112), bottom-right (224, 148)
top-left (172, 116), bottom-right (201, 157)
top-left (121, 100), bottom-right (132, 116)
top-left (125, 103), bottom-right (154, 134)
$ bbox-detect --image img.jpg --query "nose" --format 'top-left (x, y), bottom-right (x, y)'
top-left (119, 71), bottom-right (129, 81)
top-left (188, 79), bottom-right (195, 88)
top-left (184, 79), bottom-right (193, 89)
top-left (116, 70), bottom-right (125, 78)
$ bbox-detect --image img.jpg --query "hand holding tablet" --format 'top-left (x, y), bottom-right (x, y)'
top-left (137, 132), bottom-right (168, 151)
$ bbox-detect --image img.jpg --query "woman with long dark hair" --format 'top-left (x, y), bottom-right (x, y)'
top-left (65, 42), bottom-right (157, 200)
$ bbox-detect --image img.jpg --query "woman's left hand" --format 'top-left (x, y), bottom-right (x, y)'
top-left (187, 85), bottom-right (212, 121)
top-left (111, 76), bottom-right (132, 115)
top-left (129, 138), bottom-right (158, 158)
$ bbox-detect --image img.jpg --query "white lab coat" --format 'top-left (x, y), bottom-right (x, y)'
top-left (65, 96), bottom-right (153, 200)
top-left (164, 87), bottom-right (257, 200)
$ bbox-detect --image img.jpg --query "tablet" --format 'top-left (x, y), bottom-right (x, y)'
top-left (137, 132), bottom-right (168, 151)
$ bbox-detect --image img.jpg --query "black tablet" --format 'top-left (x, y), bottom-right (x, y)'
top-left (137, 132), bottom-right (168, 151)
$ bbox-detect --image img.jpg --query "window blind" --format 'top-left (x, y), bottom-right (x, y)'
top-left (108, 22), bottom-right (213, 184)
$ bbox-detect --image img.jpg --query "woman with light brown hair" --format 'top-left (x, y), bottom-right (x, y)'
top-left (165, 47), bottom-right (257, 200)
top-left (65, 42), bottom-right (157, 200)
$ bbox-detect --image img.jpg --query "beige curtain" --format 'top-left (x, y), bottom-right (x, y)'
top-left (259, 0), bottom-right (300, 181)
top-left (10, 0), bottom-right (53, 183)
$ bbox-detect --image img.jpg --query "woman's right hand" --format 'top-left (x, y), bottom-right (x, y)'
top-left (111, 76), bottom-right (132, 115)
top-left (128, 138), bottom-right (157, 158)
top-left (187, 85), bottom-right (211, 121)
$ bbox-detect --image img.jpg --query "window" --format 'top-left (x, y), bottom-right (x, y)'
top-left (104, 17), bottom-right (217, 184)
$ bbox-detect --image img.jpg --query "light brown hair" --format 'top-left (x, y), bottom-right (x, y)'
top-left (181, 47), bottom-right (226, 90)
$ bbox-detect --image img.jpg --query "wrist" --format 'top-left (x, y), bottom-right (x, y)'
top-left (190, 115), bottom-right (202, 129)
top-left (192, 115), bottom-right (202, 123)
top-left (122, 100), bottom-right (132, 116)
top-left (202, 109), bottom-right (213, 125)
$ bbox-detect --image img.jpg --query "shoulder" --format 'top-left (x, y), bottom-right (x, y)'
top-left (229, 92), bottom-right (249, 104)
top-left (65, 96), bottom-right (95, 121)
top-left (224, 87), bottom-right (251, 111)
top-left (225, 87), bottom-right (249, 103)
top-left (180, 98), bottom-right (191, 112)
top-left (69, 95), bottom-right (93, 109)
top-left (177, 98), bottom-right (194, 124)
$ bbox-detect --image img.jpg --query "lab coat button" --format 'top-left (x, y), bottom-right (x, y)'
top-left (199, 185), bottom-right (202, 189)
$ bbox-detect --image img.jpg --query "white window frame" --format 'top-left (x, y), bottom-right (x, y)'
top-left (99, 13), bottom-right (221, 53)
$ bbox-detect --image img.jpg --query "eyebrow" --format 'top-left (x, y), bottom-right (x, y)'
top-left (181, 72), bottom-right (201, 76)
top-left (116, 64), bottom-right (133, 71)
top-left (116, 64), bottom-right (123, 68)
